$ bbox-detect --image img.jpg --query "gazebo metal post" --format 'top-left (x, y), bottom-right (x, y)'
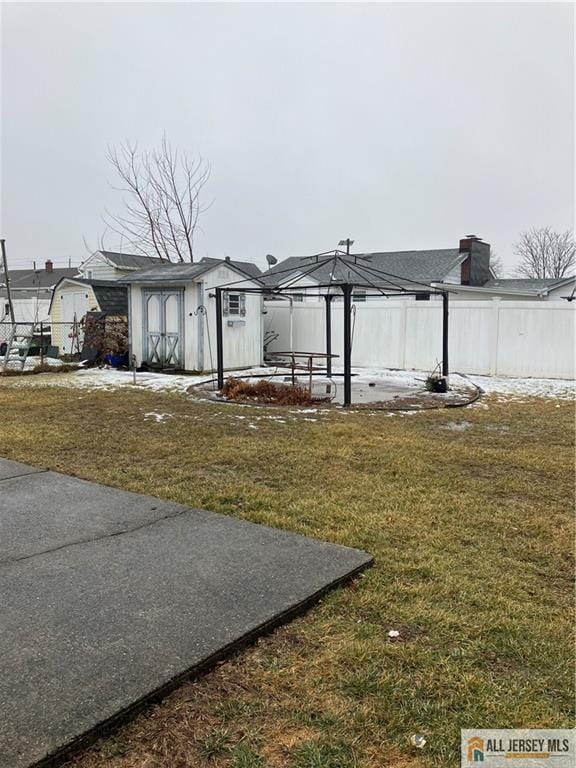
top-left (442, 291), bottom-right (449, 380)
top-left (215, 288), bottom-right (224, 388)
top-left (342, 284), bottom-right (353, 407)
top-left (324, 294), bottom-right (333, 377)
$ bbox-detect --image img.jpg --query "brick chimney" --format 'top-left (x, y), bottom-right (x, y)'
top-left (45, 259), bottom-right (54, 273)
top-left (458, 235), bottom-right (491, 286)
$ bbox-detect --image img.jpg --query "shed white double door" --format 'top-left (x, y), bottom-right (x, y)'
top-left (143, 290), bottom-right (184, 368)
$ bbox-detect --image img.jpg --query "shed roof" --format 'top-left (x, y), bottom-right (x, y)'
top-left (48, 277), bottom-right (128, 314)
top-left (96, 251), bottom-right (165, 270)
top-left (120, 258), bottom-right (263, 285)
top-left (91, 284), bottom-right (128, 314)
top-left (198, 257), bottom-right (262, 279)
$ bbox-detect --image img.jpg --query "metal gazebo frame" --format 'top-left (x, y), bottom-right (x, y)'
top-left (213, 248), bottom-right (450, 407)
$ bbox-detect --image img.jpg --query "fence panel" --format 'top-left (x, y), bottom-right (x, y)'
top-left (264, 299), bottom-right (575, 379)
top-left (0, 317), bottom-right (129, 374)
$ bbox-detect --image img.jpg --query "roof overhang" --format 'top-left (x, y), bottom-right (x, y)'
top-left (430, 282), bottom-right (541, 297)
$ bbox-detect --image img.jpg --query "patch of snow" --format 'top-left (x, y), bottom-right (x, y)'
top-left (464, 373), bottom-right (575, 400)
top-left (143, 412), bottom-right (173, 423)
top-left (441, 421), bottom-right (473, 432)
top-left (0, 356), bottom-right (65, 371)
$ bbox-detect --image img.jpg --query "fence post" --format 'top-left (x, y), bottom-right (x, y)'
top-left (324, 295), bottom-right (333, 377)
top-left (215, 288), bottom-right (224, 389)
top-left (40, 322), bottom-right (44, 366)
top-left (442, 292), bottom-right (449, 379)
top-left (342, 284), bottom-right (352, 407)
top-left (490, 298), bottom-right (501, 376)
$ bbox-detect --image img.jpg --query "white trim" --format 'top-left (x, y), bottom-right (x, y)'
top-left (430, 282), bottom-right (540, 297)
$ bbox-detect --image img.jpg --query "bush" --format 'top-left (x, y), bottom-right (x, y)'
top-left (221, 377), bottom-right (322, 405)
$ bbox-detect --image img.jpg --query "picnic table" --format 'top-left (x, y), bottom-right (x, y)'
top-left (267, 351), bottom-right (340, 393)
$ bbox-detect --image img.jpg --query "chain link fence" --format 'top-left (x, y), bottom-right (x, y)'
top-left (0, 315), bottom-right (128, 375)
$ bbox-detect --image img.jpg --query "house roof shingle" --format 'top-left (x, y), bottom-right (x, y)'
top-left (91, 284), bottom-right (128, 314)
top-left (120, 258), bottom-right (262, 285)
top-left (0, 267), bottom-right (78, 292)
top-left (261, 249), bottom-right (465, 288)
top-left (198, 257), bottom-right (262, 279)
top-left (97, 251), bottom-right (165, 270)
top-left (48, 277), bottom-right (128, 315)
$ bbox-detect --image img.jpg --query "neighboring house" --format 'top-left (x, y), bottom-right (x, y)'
top-left (261, 236), bottom-right (575, 302)
top-left (122, 257), bottom-right (263, 372)
top-left (261, 236), bottom-right (492, 300)
top-left (78, 251), bottom-right (166, 281)
top-left (49, 278), bottom-right (129, 355)
top-left (0, 260), bottom-right (78, 323)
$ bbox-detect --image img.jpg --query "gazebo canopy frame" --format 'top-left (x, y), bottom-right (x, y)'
top-left (213, 248), bottom-right (450, 407)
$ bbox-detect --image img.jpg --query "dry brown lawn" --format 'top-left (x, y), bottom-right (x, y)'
top-left (0, 380), bottom-right (573, 768)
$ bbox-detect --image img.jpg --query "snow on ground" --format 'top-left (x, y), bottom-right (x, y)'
top-left (0, 366), bottom-right (273, 392)
top-left (143, 412), bottom-right (174, 422)
top-left (333, 367), bottom-right (575, 401)
top-left (1, 363), bottom-right (573, 401)
top-left (0, 356), bottom-right (65, 372)
top-left (463, 373), bottom-right (574, 400)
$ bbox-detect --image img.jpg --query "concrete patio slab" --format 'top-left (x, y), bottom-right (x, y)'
top-left (0, 458), bottom-right (372, 768)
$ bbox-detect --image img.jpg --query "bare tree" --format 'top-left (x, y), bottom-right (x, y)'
top-left (514, 227), bottom-right (575, 279)
top-left (489, 250), bottom-right (506, 278)
top-left (102, 137), bottom-right (210, 262)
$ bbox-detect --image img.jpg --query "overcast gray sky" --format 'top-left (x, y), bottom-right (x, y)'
top-left (1, 2), bottom-right (574, 271)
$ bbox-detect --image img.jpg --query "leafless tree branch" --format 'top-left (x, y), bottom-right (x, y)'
top-left (514, 227), bottom-right (575, 279)
top-left (100, 137), bottom-right (210, 262)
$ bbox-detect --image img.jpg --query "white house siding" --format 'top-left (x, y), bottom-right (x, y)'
top-left (79, 253), bottom-right (120, 281)
top-left (128, 264), bottom-right (262, 371)
top-left (264, 299), bottom-right (575, 379)
top-left (203, 265), bottom-right (263, 371)
top-left (1, 298), bottom-right (51, 323)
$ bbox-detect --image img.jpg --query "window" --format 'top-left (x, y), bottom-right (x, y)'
top-left (87, 270), bottom-right (93, 279)
top-left (223, 292), bottom-right (246, 316)
top-left (228, 293), bottom-right (241, 314)
top-left (292, 294), bottom-right (305, 303)
top-left (353, 290), bottom-right (367, 303)
top-left (415, 292), bottom-right (430, 301)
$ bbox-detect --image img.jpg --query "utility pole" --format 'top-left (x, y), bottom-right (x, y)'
top-left (0, 239), bottom-right (15, 324)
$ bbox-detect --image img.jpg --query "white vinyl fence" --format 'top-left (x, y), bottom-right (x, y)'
top-left (264, 299), bottom-right (575, 379)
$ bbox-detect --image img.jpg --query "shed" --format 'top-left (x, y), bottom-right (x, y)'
top-left (122, 258), bottom-right (263, 372)
top-left (49, 278), bottom-right (128, 354)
